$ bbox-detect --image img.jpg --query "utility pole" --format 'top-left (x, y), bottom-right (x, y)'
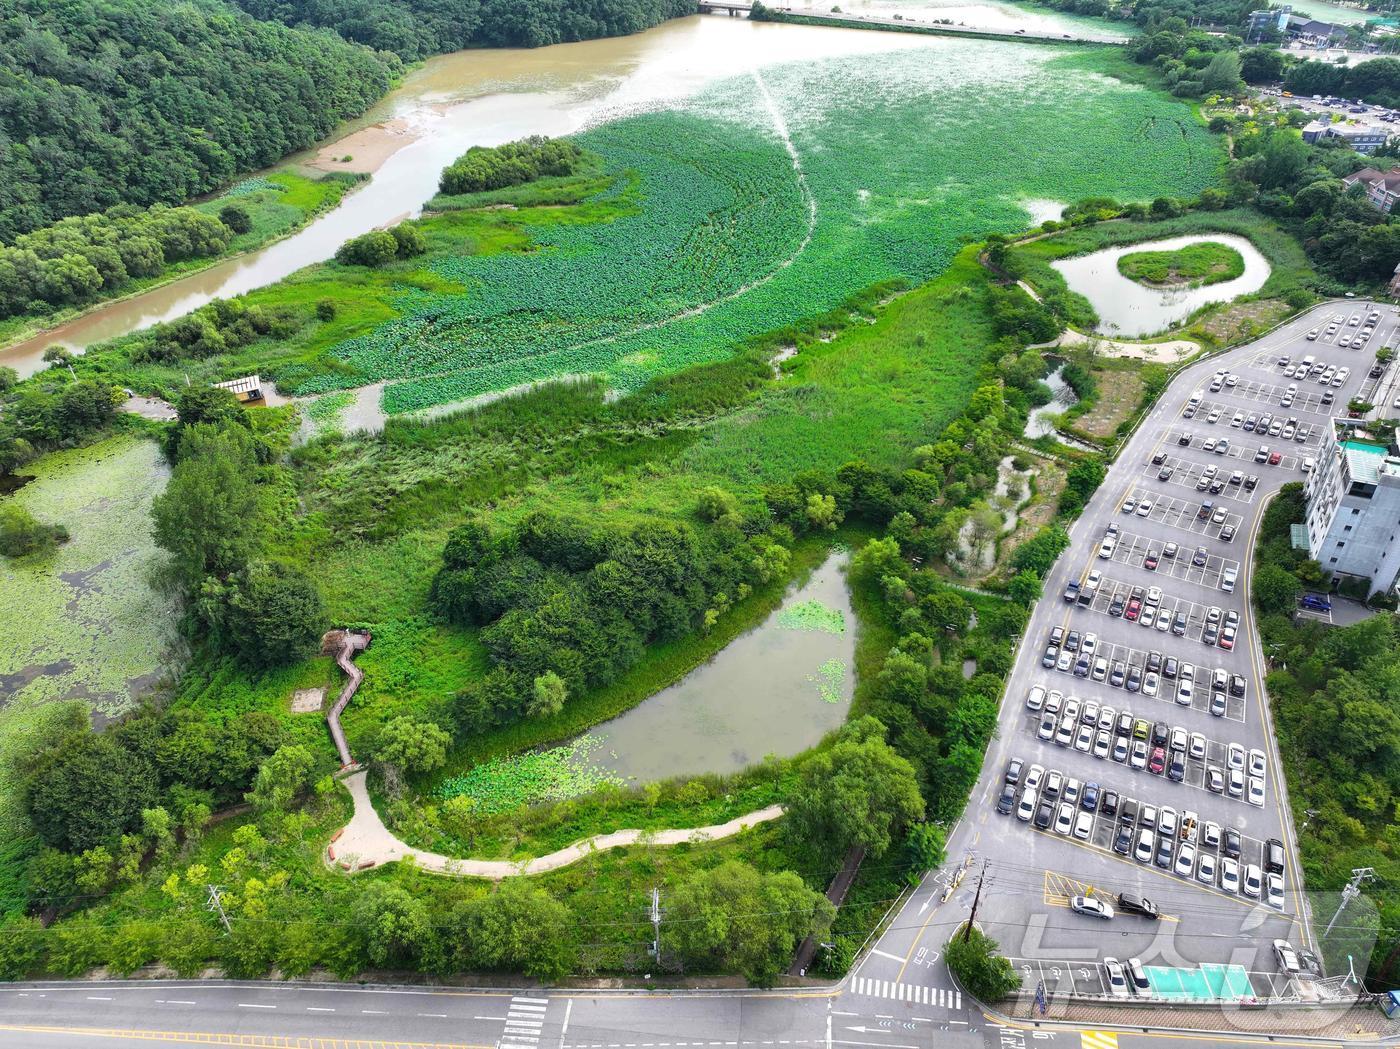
top-left (961, 860), bottom-right (988, 944)
top-left (648, 887), bottom-right (663, 962)
top-left (206, 884), bottom-right (231, 934)
top-left (1324, 867), bottom-right (1375, 939)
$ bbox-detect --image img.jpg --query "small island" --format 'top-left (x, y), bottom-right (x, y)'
top-left (1116, 240), bottom-right (1246, 289)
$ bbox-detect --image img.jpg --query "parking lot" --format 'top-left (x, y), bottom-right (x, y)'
top-left (964, 300), bottom-right (1397, 991)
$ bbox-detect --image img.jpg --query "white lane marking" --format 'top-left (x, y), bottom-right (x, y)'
top-left (420, 1012), bottom-right (449, 1018)
top-left (307, 1007), bottom-right (335, 1012)
top-left (238, 1003), bottom-right (276, 1009)
top-left (868, 948), bottom-right (904, 963)
top-left (362, 1009), bottom-right (388, 1014)
top-left (86, 997), bottom-right (113, 1001)
top-left (515, 996), bottom-right (551, 1005)
top-left (560, 998), bottom-right (573, 1049)
top-left (513, 1004), bottom-right (548, 1013)
top-left (164, 1000), bottom-right (197, 1006)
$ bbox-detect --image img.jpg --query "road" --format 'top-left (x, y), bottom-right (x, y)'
top-left (1, 304), bottom-right (1387, 1047)
top-left (0, 979), bottom-right (1354, 1049)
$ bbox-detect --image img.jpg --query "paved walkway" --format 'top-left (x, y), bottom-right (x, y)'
top-left (322, 629), bottom-right (370, 768)
top-left (327, 771), bottom-right (785, 879)
top-left (1048, 328), bottom-right (1200, 364)
top-left (1001, 996), bottom-right (1397, 1040)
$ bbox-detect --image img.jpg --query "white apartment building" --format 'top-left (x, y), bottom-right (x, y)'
top-left (1303, 424), bottom-right (1400, 596)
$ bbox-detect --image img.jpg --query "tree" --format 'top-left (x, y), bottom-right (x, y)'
top-left (25, 730), bottom-right (159, 851)
top-left (351, 881), bottom-right (436, 967)
top-left (786, 717), bottom-right (925, 861)
top-left (528, 670), bottom-right (569, 718)
top-left (1202, 50), bottom-right (1244, 94)
top-left (375, 717), bottom-right (450, 774)
top-left (389, 222), bottom-right (426, 257)
top-left (335, 230), bottom-right (400, 267)
top-left (695, 486), bottom-right (738, 522)
top-left (668, 861), bottom-right (835, 985)
top-left (246, 744), bottom-right (316, 814)
top-left (453, 880), bottom-right (575, 979)
top-left (945, 926), bottom-right (1020, 1001)
top-left (1008, 569), bottom-right (1042, 606)
top-left (0, 916), bottom-right (45, 979)
top-left (165, 386), bottom-right (249, 461)
top-left (199, 561), bottom-right (324, 668)
top-left (1240, 46), bottom-right (1285, 85)
top-left (1254, 563), bottom-right (1301, 615)
top-left (903, 823), bottom-right (947, 886)
top-left (151, 423), bottom-right (265, 587)
top-left (219, 204), bottom-right (253, 235)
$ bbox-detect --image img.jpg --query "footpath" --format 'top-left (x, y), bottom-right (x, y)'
top-left (317, 627), bottom-right (783, 879)
top-left (326, 771), bottom-right (784, 878)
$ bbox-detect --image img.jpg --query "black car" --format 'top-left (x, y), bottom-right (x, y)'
top-left (1005, 757), bottom-right (1024, 784)
top-left (1117, 891), bottom-right (1159, 919)
top-left (1108, 594), bottom-right (1125, 617)
top-left (1265, 837), bottom-right (1285, 875)
top-left (1224, 827), bottom-right (1242, 859)
top-left (1152, 721), bottom-right (1169, 746)
top-left (1035, 800), bottom-right (1054, 829)
top-left (1101, 789), bottom-right (1119, 818)
top-left (1230, 674), bottom-right (1246, 698)
top-left (1146, 651), bottom-right (1162, 673)
top-left (1113, 825), bottom-right (1133, 855)
top-left (1163, 656), bottom-right (1179, 679)
top-left (1126, 665), bottom-right (1142, 692)
top-left (1167, 753), bottom-right (1185, 782)
top-left (1244, 474), bottom-right (1259, 491)
top-left (1152, 451), bottom-right (1168, 465)
top-left (1065, 630), bottom-right (1080, 653)
top-left (1178, 432), bottom-right (1192, 446)
top-left (996, 783), bottom-right (1016, 815)
top-left (1050, 626), bottom-right (1064, 646)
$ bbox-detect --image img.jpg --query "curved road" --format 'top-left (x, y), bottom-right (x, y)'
top-left (1, 304), bottom-right (1385, 1048)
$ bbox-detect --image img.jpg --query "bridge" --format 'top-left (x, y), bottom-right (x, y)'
top-left (697, 0), bottom-right (1130, 43)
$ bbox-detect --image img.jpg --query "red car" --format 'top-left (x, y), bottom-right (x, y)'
top-left (1144, 551), bottom-right (1160, 571)
top-left (1268, 451), bottom-right (1282, 465)
top-left (1125, 597), bottom-right (1142, 621)
top-left (1148, 746), bottom-right (1166, 775)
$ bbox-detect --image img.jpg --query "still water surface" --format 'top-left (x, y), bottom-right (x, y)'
top-left (584, 552), bottom-right (855, 784)
top-left (1050, 233), bottom-right (1271, 338)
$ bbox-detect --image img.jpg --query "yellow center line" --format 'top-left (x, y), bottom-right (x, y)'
top-left (0, 1027), bottom-right (494, 1049)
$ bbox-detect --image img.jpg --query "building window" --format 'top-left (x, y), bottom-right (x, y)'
top-left (1352, 508), bottom-right (1361, 514)
top-left (1344, 525), bottom-right (1353, 533)
top-left (1337, 541), bottom-right (1346, 549)
top-left (1330, 557), bottom-right (1338, 564)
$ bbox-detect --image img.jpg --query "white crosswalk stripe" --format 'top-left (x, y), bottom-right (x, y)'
top-left (852, 977), bottom-right (960, 1009)
top-left (504, 996), bottom-right (548, 1047)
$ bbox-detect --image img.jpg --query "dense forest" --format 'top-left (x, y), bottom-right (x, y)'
top-left (228, 0), bottom-right (698, 59)
top-left (0, 0), bottom-right (396, 241)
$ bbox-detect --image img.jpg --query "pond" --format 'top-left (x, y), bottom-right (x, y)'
top-left (1051, 233), bottom-right (1271, 338)
top-left (582, 551), bottom-right (855, 785)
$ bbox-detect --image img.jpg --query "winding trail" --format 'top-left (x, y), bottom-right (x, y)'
top-left (319, 627), bottom-right (785, 878)
top-left (322, 629), bottom-right (370, 768)
top-left (326, 771), bottom-right (784, 878)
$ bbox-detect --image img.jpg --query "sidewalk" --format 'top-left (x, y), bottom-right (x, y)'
top-left (998, 996), bottom-right (1398, 1041)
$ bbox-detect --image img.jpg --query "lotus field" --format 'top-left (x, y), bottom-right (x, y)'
top-left (288, 45), bottom-right (1217, 415)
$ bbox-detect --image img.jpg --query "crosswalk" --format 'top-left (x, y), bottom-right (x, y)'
top-left (501, 995), bottom-right (550, 1049)
top-left (849, 977), bottom-right (961, 1009)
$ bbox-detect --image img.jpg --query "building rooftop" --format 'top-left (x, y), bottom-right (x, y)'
top-left (1342, 439), bottom-right (1388, 484)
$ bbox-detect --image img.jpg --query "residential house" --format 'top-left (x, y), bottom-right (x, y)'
top-left (1342, 166), bottom-right (1400, 211)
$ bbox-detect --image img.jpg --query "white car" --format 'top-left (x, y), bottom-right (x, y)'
top-left (1243, 863), bottom-right (1263, 899)
top-left (1248, 776), bottom-right (1266, 807)
top-left (1267, 873), bottom-right (1285, 910)
top-left (1055, 803), bottom-right (1075, 835)
top-left (1197, 851), bottom-right (1217, 886)
top-left (1104, 957), bottom-right (1130, 998)
top-left (1099, 536), bottom-right (1117, 559)
top-left (1024, 764), bottom-right (1044, 792)
top-left (1074, 810), bottom-right (1094, 840)
top-left (1190, 732), bottom-right (1207, 760)
top-left (1017, 787), bottom-right (1037, 821)
top-left (1142, 671), bottom-right (1159, 698)
top-left (1274, 939), bottom-right (1303, 974)
top-left (1227, 742), bottom-right (1245, 769)
top-left (1221, 857), bottom-right (1240, 894)
top-left (1093, 730), bottom-right (1112, 760)
top-left (1174, 842), bottom-right (1196, 878)
top-left (1248, 748), bottom-right (1267, 778)
top-left (1026, 685), bottom-right (1046, 711)
top-left (1071, 895), bottom-right (1114, 919)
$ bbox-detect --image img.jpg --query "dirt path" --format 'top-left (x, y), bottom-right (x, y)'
top-left (326, 771), bottom-right (784, 879)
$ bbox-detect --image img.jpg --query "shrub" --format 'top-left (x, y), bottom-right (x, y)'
top-left (946, 926), bottom-right (1020, 1001)
top-left (335, 230), bottom-right (399, 267)
top-left (0, 505), bottom-right (68, 558)
top-left (219, 204), bottom-right (252, 235)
